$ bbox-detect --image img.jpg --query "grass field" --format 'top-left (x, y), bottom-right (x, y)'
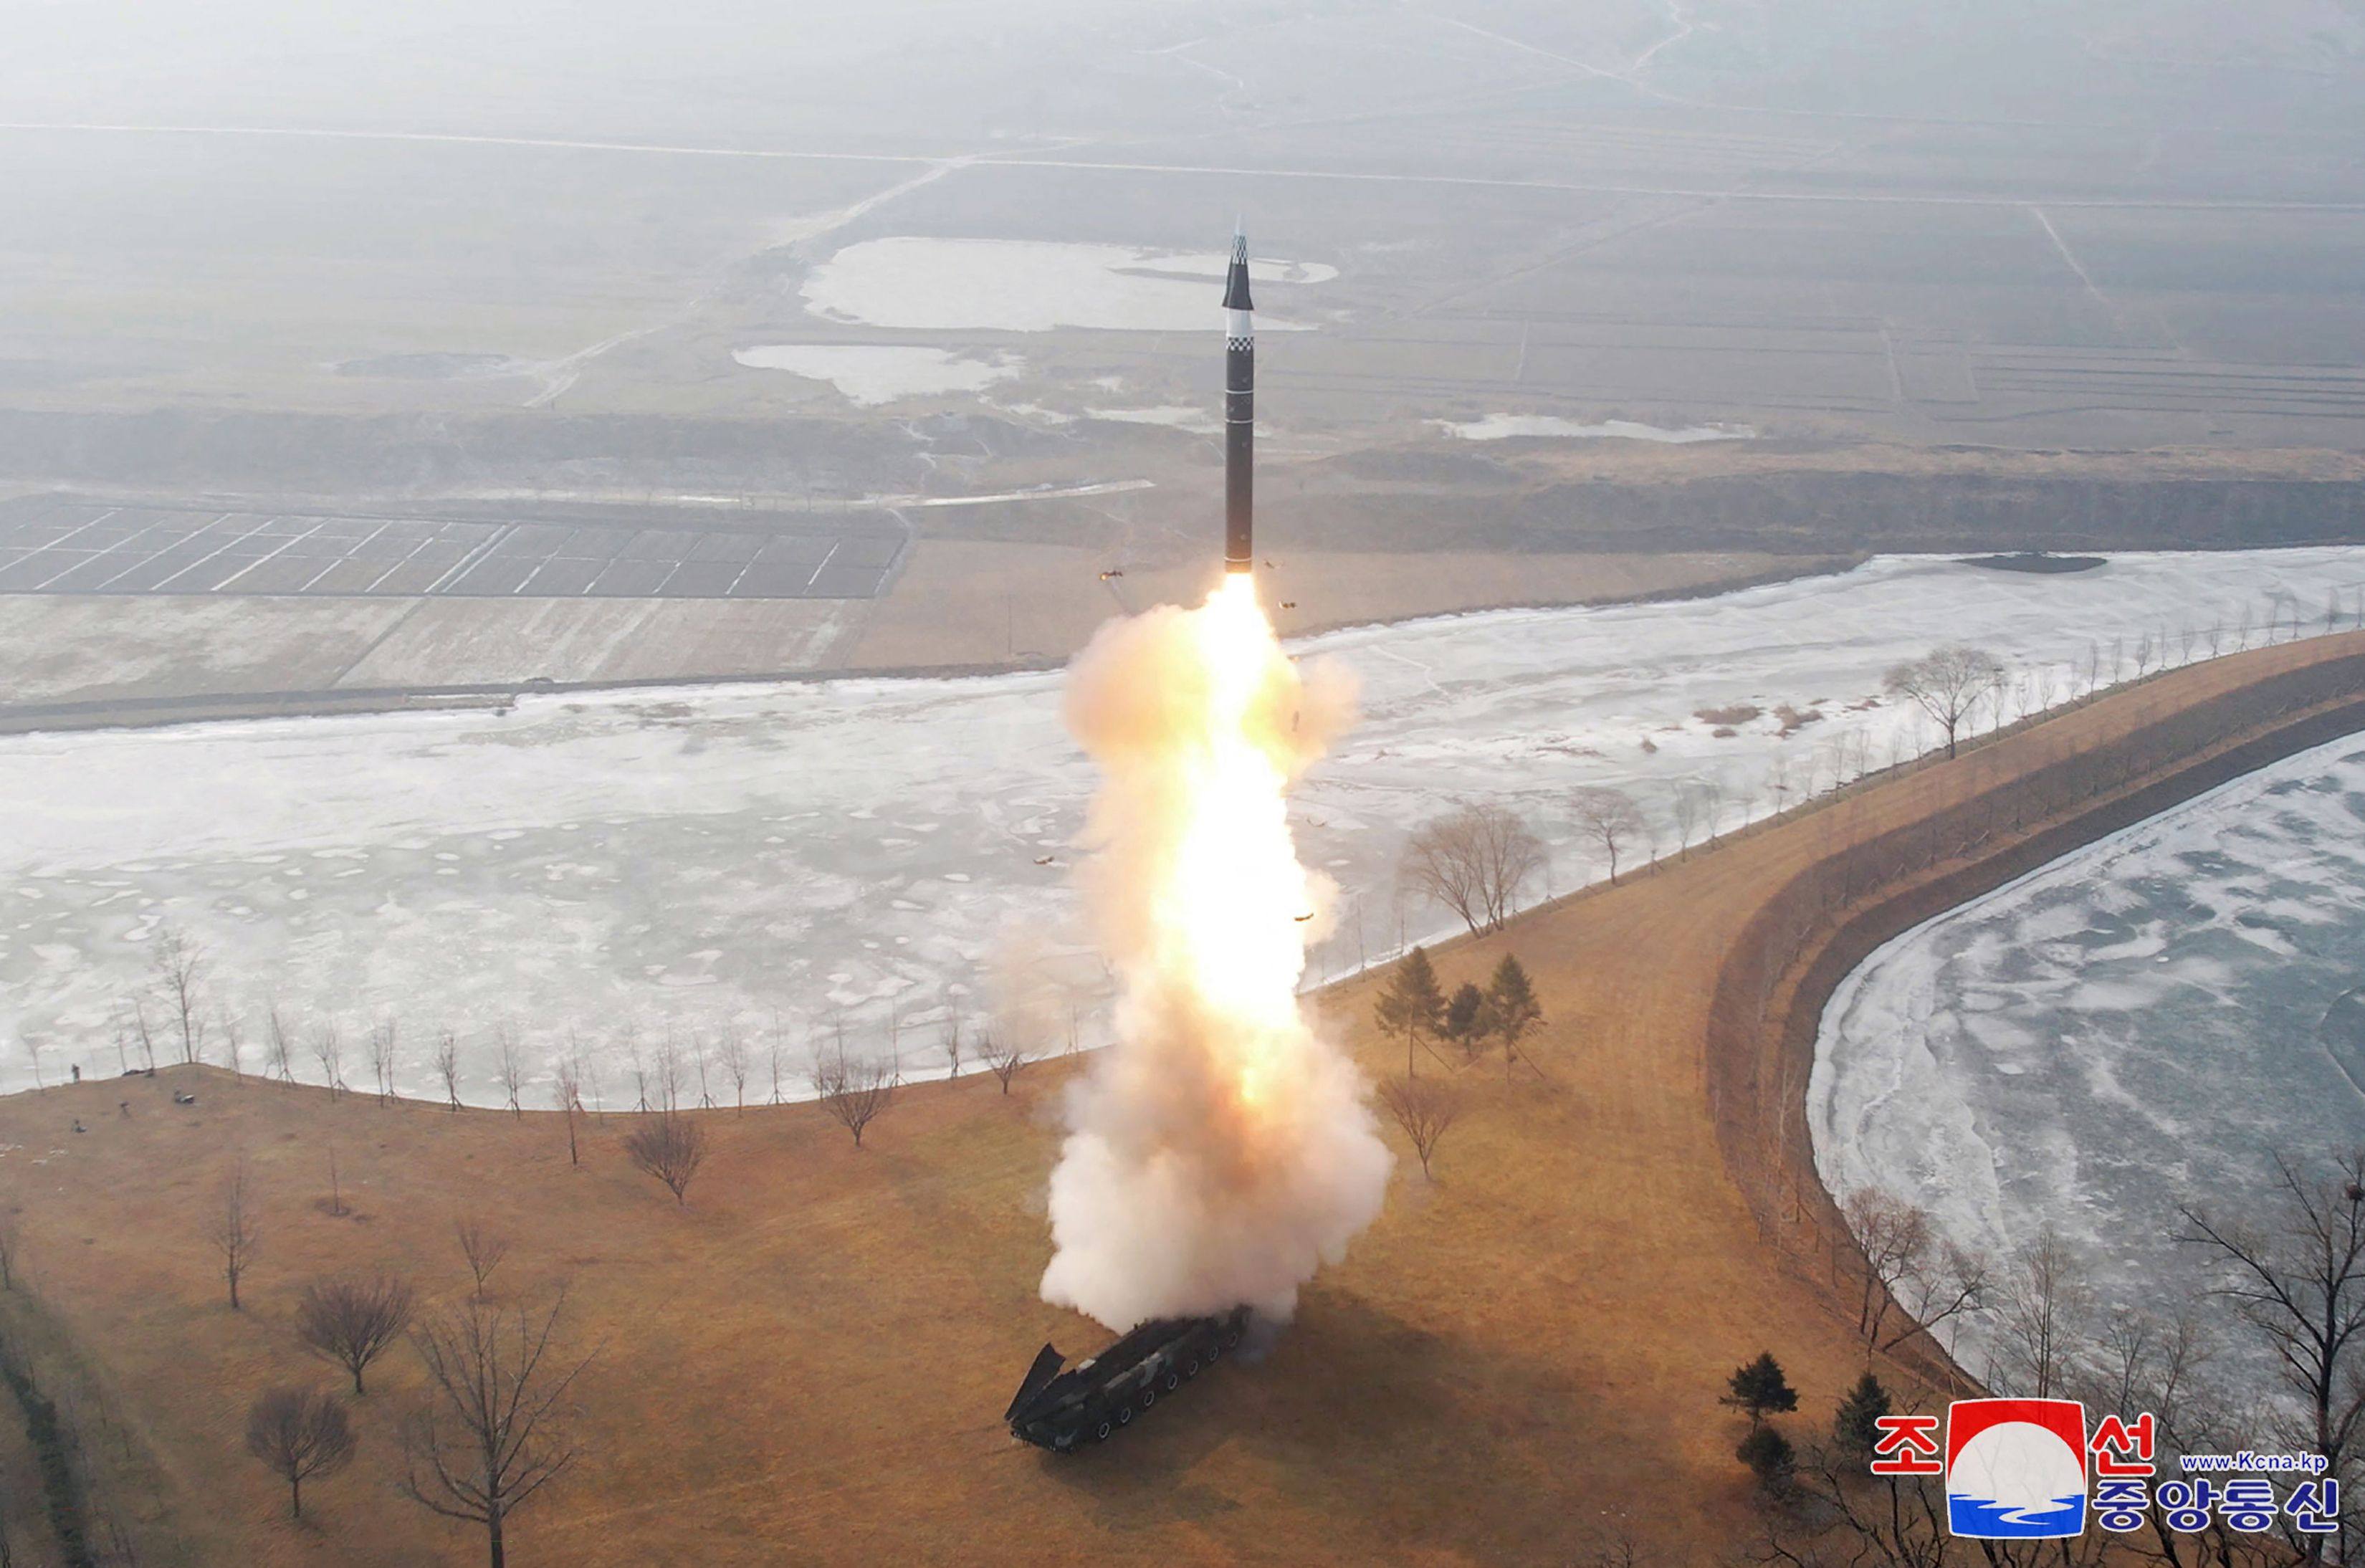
top-left (4, 633), bottom-right (2363, 1566)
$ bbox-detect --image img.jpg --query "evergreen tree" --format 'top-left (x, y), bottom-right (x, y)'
top-left (1486, 955), bottom-right (1542, 1074)
top-left (1443, 982), bottom-right (1489, 1058)
top-left (1737, 1423), bottom-right (1795, 1489)
top-left (1832, 1369), bottom-right (1892, 1456)
top-left (1374, 947), bottom-right (1447, 1076)
top-left (1722, 1352), bottom-right (1798, 1427)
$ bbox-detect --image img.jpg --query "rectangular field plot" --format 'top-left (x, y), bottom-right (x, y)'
top-left (0, 497), bottom-right (906, 601)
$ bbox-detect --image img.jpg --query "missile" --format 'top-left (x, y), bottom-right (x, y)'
top-left (1222, 219), bottom-right (1254, 575)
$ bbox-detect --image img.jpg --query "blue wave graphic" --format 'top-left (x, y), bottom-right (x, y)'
top-left (1948, 1493), bottom-right (2086, 1539)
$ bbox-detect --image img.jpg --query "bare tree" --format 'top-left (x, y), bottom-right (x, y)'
top-left (552, 1058), bottom-right (583, 1167)
top-left (403, 1293), bottom-right (591, 1568)
top-left (767, 1010), bottom-right (786, 1104)
top-left (1893, 1242), bottom-right (1989, 1359)
top-left (497, 1025), bottom-right (525, 1119)
top-left (1671, 784), bottom-right (1704, 859)
top-left (2182, 1149), bottom-right (2365, 1560)
top-left (1810, 737), bottom-right (1841, 796)
top-left (129, 994), bottom-right (158, 1071)
top-left (1698, 777), bottom-right (1727, 844)
top-left (266, 1004), bottom-right (295, 1083)
top-left (366, 1017), bottom-right (396, 1107)
top-left (436, 1028), bottom-right (461, 1112)
top-left (204, 1159), bottom-right (262, 1311)
top-left (1882, 645), bottom-right (2005, 759)
top-left (220, 1008), bottom-right (247, 1082)
top-left (716, 1023), bottom-right (748, 1113)
top-left (2073, 1297), bottom-right (2215, 1455)
top-left (295, 1274), bottom-right (416, 1396)
top-left (977, 1031), bottom-right (1031, 1094)
top-left (937, 1010), bottom-right (965, 1081)
top-left (244, 1387), bottom-right (355, 1520)
top-left (309, 1021), bottom-right (345, 1099)
top-left (1376, 1076), bottom-right (1463, 1180)
top-left (1840, 1187), bottom-right (1989, 1355)
top-left (621, 1114), bottom-right (707, 1205)
top-left (1989, 1226), bottom-right (2090, 1400)
top-left (1841, 1187), bottom-right (1929, 1345)
top-left (151, 924), bottom-right (208, 1065)
top-left (1399, 803), bottom-right (1546, 934)
top-left (1763, 751), bottom-right (1792, 817)
top-left (1568, 785), bottom-right (1646, 885)
top-left (454, 1215), bottom-right (511, 1301)
top-left (627, 1036), bottom-right (649, 1114)
top-left (654, 1031), bottom-right (681, 1114)
top-left (812, 1046), bottom-right (895, 1147)
top-left (690, 1031), bottom-right (715, 1109)
top-left (1756, 1438), bottom-right (1956, 1568)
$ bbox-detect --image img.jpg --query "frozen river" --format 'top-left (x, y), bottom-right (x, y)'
top-left (6, 548), bottom-right (2364, 1106)
top-left (1812, 732), bottom-right (2365, 1387)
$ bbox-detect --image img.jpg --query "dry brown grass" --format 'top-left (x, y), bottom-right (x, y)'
top-left (2, 634), bottom-right (2361, 1566)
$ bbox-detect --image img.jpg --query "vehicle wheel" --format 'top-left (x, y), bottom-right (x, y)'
top-left (1094, 1419), bottom-right (1112, 1443)
top-left (1141, 1386), bottom-right (1157, 1408)
top-left (1162, 1369), bottom-right (1180, 1392)
top-left (1116, 1404), bottom-right (1134, 1426)
top-left (1182, 1357), bottom-right (1200, 1379)
top-left (1220, 1326), bottom-right (1243, 1349)
top-left (1207, 1340), bottom-right (1222, 1362)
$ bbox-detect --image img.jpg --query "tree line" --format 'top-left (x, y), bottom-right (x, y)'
top-left (1372, 606), bottom-right (2365, 983)
top-left (1739, 1148), bottom-right (2364, 1564)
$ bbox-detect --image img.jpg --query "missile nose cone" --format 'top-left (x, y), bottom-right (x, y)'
top-left (1222, 222), bottom-right (1254, 312)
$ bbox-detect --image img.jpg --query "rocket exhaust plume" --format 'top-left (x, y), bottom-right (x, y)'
top-left (1039, 573), bottom-right (1392, 1329)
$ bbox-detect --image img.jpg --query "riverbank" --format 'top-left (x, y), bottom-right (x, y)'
top-left (1705, 631), bottom-right (2365, 1377)
top-left (4, 626), bottom-right (2362, 1564)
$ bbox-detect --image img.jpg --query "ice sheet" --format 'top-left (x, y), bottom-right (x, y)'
top-left (6, 548), bottom-right (2363, 1112)
top-left (1812, 732), bottom-right (2365, 1388)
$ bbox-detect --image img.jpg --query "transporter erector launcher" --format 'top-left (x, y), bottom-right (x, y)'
top-left (1223, 221), bottom-right (1255, 575)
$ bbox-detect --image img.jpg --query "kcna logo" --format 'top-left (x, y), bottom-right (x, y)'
top-left (1871, 1399), bottom-right (2341, 1540)
top-left (1941, 1400), bottom-right (2092, 1539)
top-left (1873, 1398), bottom-right (2098, 1539)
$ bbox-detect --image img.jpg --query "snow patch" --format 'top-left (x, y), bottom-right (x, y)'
top-left (733, 343), bottom-right (1019, 406)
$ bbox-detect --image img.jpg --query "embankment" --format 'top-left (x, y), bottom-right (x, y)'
top-left (1701, 631), bottom-right (2365, 1372)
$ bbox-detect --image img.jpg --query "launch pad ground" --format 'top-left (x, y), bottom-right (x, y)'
top-left (5, 632), bottom-right (2361, 1566)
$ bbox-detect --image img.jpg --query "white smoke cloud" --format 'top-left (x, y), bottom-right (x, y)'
top-left (1038, 582), bottom-right (1393, 1329)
